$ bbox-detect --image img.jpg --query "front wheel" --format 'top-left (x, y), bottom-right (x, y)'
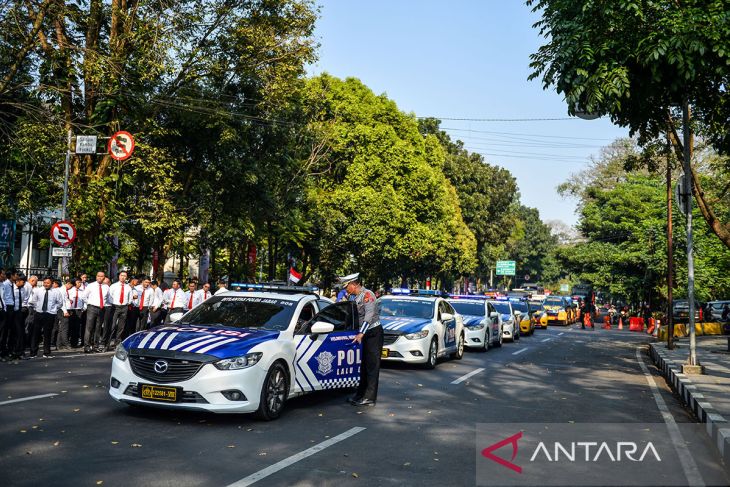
top-left (424, 337), bottom-right (438, 369)
top-left (481, 329), bottom-right (490, 352)
top-left (255, 362), bottom-right (288, 421)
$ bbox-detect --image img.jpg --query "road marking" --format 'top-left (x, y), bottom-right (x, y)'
top-left (558, 332), bottom-right (565, 336)
top-left (451, 367), bottom-right (485, 384)
top-left (227, 426), bottom-right (366, 487)
top-left (635, 348), bottom-right (704, 486)
top-left (540, 338), bottom-right (551, 343)
top-left (0, 393), bottom-right (58, 406)
top-left (512, 347), bottom-right (528, 356)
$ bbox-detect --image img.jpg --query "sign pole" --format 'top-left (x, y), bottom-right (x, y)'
top-left (59, 129), bottom-right (72, 277)
top-left (683, 100), bottom-right (699, 370)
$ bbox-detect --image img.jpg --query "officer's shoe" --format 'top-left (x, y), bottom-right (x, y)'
top-left (352, 398), bottom-right (376, 407)
top-left (347, 395), bottom-right (362, 405)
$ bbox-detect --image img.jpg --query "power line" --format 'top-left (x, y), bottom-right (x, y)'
top-left (418, 116), bottom-right (577, 122)
top-left (441, 126), bottom-right (615, 141)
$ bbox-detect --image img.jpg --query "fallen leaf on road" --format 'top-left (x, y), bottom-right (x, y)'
top-left (227, 445), bottom-right (236, 448)
top-left (39, 418), bottom-right (44, 421)
top-left (258, 452), bottom-right (267, 456)
top-left (82, 385), bottom-right (89, 388)
top-left (20, 430), bottom-right (26, 433)
top-left (131, 443), bottom-right (142, 448)
top-left (25, 451), bottom-right (32, 455)
top-left (246, 428), bottom-right (253, 431)
top-left (388, 413), bottom-right (395, 417)
top-left (73, 408), bottom-right (80, 412)
top-left (352, 473), bottom-right (359, 478)
top-left (403, 462), bottom-right (411, 466)
top-left (111, 441), bottom-right (119, 445)
top-left (417, 384), bottom-right (423, 387)
top-left (317, 413), bottom-right (323, 417)
top-left (96, 481), bottom-right (103, 485)
top-left (32, 425), bottom-right (38, 429)
top-left (53, 441), bottom-right (59, 446)
top-left (343, 453), bottom-right (349, 457)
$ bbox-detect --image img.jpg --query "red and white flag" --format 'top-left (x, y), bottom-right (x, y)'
top-left (289, 267), bottom-right (302, 284)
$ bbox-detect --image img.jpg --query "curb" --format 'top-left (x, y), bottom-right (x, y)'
top-left (649, 343), bottom-right (730, 470)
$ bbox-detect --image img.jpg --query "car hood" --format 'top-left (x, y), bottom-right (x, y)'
top-left (501, 313), bottom-right (513, 322)
top-left (461, 314), bottom-right (486, 326)
top-left (380, 317), bottom-right (432, 334)
top-left (122, 324), bottom-right (280, 359)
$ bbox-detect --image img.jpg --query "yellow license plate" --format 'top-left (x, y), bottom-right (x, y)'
top-left (381, 349), bottom-right (389, 358)
top-left (140, 384), bottom-right (178, 402)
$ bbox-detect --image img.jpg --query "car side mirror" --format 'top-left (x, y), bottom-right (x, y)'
top-left (514, 311), bottom-right (523, 316)
top-left (490, 311), bottom-right (499, 318)
top-left (441, 312), bottom-right (454, 321)
top-left (310, 321), bottom-right (334, 337)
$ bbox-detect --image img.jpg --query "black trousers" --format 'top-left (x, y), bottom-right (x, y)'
top-left (67, 309), bottom-right (82, 347)
top-left (355, 326), bottom-right (384, 401)
top-left (0, 309), bottom-right (7, 356)
top-left (150, 308), bottom-right (166, 327)
top-left (136, 308), bottom-right (151, 332)
top-left (84, 305), bottom-right (106, 349)
top-left (10, 308), bottom-right (28, 356)
top-left (126, 307), bottom-right (139, 337)
top-left (54, 309), bottom-right (69, 348)
top-left (105, 305), bottom-right (128, 346)
top-left (31, 312), bottom-right (55, 356)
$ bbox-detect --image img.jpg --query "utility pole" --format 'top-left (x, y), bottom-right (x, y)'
top-left (58, 129), bottom-right (72, 277)
top-left (666, 135), bottom-right (674, 349)
top-left (682, 99), bottom-right (701, 372)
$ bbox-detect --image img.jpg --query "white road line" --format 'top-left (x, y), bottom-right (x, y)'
top-left (0, 393), bottom-right (58, 406)
top-left (512, 347), bottom-right (528, 356)
top-left (558, 332), bottom-right (565, 336)
top-left (227, 427), bottom-right (366, 487)
top-left (451, 367), bottom-right (485, 385)
top-left (540, 338), bottom-right (551, 343)
top-left (635, 348), bottom-right (704, 486)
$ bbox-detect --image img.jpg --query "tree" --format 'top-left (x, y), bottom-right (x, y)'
top-left (528, 0), bottom-right (730, 248)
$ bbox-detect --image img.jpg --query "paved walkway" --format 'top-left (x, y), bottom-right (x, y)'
top-left (650, 335), bottom-right (730, 469)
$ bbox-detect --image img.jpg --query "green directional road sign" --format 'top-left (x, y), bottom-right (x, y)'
top-left (495, 260), bottom-right (516, 276)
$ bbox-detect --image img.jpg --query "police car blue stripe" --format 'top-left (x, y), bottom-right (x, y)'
top-left (148, 332), bottom-right (167, 349)
top-left (137, 331), bottom-right (155, 348)
top-left (168, 334), bottom-right (211, 351)
top-left (196, 337), bottom-right (238, 354)
top-left (180, 336), bottom-right (227, 352)
top-left (159, 332), bottom-right (179, 350)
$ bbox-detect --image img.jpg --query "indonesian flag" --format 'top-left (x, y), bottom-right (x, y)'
top-left (289, 267), bottom-right (302, 284)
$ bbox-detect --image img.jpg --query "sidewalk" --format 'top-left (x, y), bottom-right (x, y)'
top-left (649, 335), bottom-right (730, 469)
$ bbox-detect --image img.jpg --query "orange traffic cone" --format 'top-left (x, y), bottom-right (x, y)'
top-left (603, 315), bottom-right (611, 329)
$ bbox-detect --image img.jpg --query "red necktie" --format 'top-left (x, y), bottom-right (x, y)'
top-left (120, 284), bottom-right (125, 304)
top-left (99, 284), bottom-right (104, 308)
top-left (204, 291), bottom-right (208, 299)
top-left (188, 292), bottom-right (193, 309)
top-left (139, 289), bottom-right (145, 310)
top-left (170, 290), bottom-right (176, 308)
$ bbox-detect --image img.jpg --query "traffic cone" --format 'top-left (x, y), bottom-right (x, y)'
top-left (618, 317), bottom-right (623, 330)
top-left (603, 315), bottom-right (611, 329)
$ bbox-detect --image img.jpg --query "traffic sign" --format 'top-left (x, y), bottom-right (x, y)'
top-left (75, 135), bottom-right (98, 154)
top-left (50, 221), bottom-right (76, 247)
top-left (52, 247), bottom-right (73, 257)
top-left (560, 284), bottom-right (570, 292)
top-left (495, 260), bottom-right (516, 276)
top-left (675, 175), bottom-right (689, 216)
top-left (108, 130), bottom-right (135, 161)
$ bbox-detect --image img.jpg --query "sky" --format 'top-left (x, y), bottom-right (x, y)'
top-left (308, 0), bottom-right (630, 226)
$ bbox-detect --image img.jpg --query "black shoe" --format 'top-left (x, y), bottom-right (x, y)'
top-left (96, 347), bottom-right (105, 353)
top-left (43, 354), bottom-right (54, 358)
top-left (347, 395), bottom-right (362, 405)
top-left (352, 398), bottom-right (376, 407)
top-left (84, 347), bottom-right (91, 354)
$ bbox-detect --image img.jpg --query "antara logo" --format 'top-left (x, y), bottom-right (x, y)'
top-left (481, 432), bottom-right (662, 474)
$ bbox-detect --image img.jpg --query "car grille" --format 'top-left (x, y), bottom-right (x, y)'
top-left (129, 355), bottom-right (204, 384)
top-left (383, 334), bottom-right (400, 346)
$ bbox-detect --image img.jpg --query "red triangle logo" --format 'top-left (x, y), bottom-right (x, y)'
top-left (481, 431), bottom-right (523, 473)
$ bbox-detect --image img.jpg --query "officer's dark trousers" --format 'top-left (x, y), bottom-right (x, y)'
top-left (0, 309), bottom-right (7, 356)
top-left (106, 305), bottom-right (128, 347)
top-left (84, 305), bottom-right (105, 349)
top-left (11, 308), bottom-right (28, 356)
top-left (356, 326), bottom-right (384, 401)
top-left (136, 308), bottom-right (150, 332)
top-left (31, 312), bottom-right (55, 356)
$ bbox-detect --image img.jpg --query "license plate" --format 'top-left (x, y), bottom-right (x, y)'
top-left (140, 384), bottom-right (179, 402)
top-left (381, 348), bottom-right (389, 358)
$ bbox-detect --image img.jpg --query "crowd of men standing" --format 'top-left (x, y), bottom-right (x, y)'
top-left (0, 269), bottom-right (221, 361)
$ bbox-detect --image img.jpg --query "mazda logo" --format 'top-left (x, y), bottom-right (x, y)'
top-left (153, 360), bottom-right (169, 374)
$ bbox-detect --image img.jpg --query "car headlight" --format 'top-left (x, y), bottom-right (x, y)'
top-left (214, 352), bottom-right (263, 370)
top-left (404, 330), bottom-right (429, 340)
top-left (466, 323), bottom-right (485, 331)
top-left (114, 343), bottom-right (128, 361)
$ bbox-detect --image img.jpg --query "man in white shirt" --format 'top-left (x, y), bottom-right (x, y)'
top-left (135, 276), bottom-right (154, 332)
top-left (149, 280), bottom-right (165, 327)
top-left (82, 271), bottom-right (110, 353)
top-left (61, 278), bottom-right (83, 350)
top-left (106, 271), bottom-right (133, 350)
top-left (5, 274), bottom-right (28, 359)
top-left (194, 282), bottom-right (213, 308)
top-left (215, 281), bottom-right (228, 295)
top-left (28, 277), bottom-right (68, 358)
top-left (23, 275), bottom-right (37, 348)
top-left (185, 280), bottom-right (197, 311)
top-left (163, 279), bottom-right (187, 323)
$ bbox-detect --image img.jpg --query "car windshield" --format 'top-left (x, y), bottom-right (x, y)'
top-left (528, 301), bottom-right (543, 310)
top-left (449, 301), bottom-right (485, 316)
top-left (378, 299), bottom-right (434, 319)
top-left (490, 302), bottom-right (511, 314)
top-left (543, 298), bottom-right (564, 306)
top-left (179, 296), bottom-right (297, 330)
top-left (511, 301), bottom-right (528, 312)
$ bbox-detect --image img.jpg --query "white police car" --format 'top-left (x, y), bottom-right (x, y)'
top-left (378, 290), bottom-right (465, 369)
top-left (489, 298), bottom-right (520, 342)
top-left (447, 296), bottom-right (502, 351)
top-left (109, 284), bottom-right (364, 420)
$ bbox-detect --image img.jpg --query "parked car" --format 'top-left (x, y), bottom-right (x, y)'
top-left (672, 299), bottom-right (702, 323)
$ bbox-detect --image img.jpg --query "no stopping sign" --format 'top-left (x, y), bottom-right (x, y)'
top-left (51, 221), bottom-right (76, 247)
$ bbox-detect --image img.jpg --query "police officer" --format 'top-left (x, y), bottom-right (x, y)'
top-left (339, 273), bottom-right (382, 407)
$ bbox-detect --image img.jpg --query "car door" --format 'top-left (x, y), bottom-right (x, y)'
top-left (439, 300), bottom-right (457, 352)
top-left (293, 301), bottom-right (360, 393)
top-left (487, 302), bottom-right (499, 343)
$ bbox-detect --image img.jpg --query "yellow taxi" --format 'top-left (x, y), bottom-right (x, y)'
top-left (529, 300), bottom-right (547, 329)
top-left (541, 295), bottom-right (574, 325)
top-left (510, 298), bottom-right (535, 335)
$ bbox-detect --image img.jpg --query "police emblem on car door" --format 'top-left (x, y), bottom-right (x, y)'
top-left (293, 301), bottom-right (361, 392)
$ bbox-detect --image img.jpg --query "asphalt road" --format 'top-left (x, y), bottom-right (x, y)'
top-left (1, 325), bottom-right (728, 487)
